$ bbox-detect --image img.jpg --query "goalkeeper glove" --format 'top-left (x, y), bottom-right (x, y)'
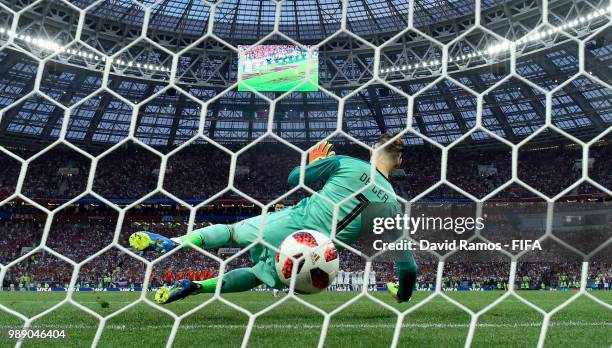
top-left (386, 282), bottom-right (410, 303)
top-left (308, 141), bottom-right (335, 164)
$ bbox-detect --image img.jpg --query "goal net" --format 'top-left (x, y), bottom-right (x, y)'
top-left (0, 0), bottom-right (610, 347)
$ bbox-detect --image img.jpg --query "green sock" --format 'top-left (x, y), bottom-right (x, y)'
top-left (195, 277), bottom-right (219, 293)
top-left (194, 268), bottom-right (261, 294)
top-left (174, 224), bottom-right (232, 249)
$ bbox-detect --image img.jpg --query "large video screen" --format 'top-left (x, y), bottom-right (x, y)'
top-left (238, 45), bottom-right (318, 92)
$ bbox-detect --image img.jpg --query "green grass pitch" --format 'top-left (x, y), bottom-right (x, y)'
top-left (0, 291), bottom-right (610, 347)
top-left (238, 60), bottom-right (319, 92)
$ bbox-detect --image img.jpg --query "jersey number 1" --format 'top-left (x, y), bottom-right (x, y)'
top-left (336, 193), bottom-right (370, 232)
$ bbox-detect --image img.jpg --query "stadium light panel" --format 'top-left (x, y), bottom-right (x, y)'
top-left (1, 29), bottom-right (170, 73)
top-left (380, 5), bottom-right (610, 75)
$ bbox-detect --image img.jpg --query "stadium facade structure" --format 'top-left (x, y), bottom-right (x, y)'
top-left (0, 0), bottom-right (609, 150)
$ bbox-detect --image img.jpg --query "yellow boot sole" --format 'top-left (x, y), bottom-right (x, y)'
top-left (155, 287), bottom-right (170, 304)
top-left (129, 232), bottom-right (152, 251)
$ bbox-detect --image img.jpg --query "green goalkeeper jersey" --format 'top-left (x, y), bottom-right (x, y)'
top-left (288, 155), bottom-right (416, 301)
top-left (287, 155), bottom-right (400, 245)
top-left (240, 154), bottom-right (416, 299)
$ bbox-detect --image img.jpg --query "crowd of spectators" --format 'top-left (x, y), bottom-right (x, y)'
top-left (1, 218), bottom-right (610, 290)
top-left (0, 141), bottom-right (610, 203)
top-left (241, 45), bottom-right (305, 62)
top-left (3, 244), bottom-right (609, 290)
top-left (1, 140), bottom-right (611, 290)
top-left (0, 220), bottom-right (43, 265)
top-left (0, 152), bottom-right (20, 198)
top-left (92, 144), bottom-right (161, 200)
top-left (21, 146), bottom-right (91, 201)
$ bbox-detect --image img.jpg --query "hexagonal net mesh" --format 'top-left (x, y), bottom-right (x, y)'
top-left (0, 0), bottom-right (610, 347)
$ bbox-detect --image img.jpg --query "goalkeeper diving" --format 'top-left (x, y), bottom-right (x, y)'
top-left (129, 134), bottom-right (417, 304)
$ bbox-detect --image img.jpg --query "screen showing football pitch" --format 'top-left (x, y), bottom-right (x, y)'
top-left (238, 45), bottom-right (319, 92)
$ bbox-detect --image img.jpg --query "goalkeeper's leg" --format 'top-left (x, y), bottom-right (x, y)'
top-left (129, 224), bottom-right (234, 253)
top-left (155, 268), bottom-right (261, 304)
top-left (130, 209), bottom-right (293, 254)
top-left (173, 224), bottom-right (234, 249)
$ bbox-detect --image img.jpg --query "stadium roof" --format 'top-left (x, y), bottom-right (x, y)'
top-left (67, 0), bottom-right (479, 40)
top-left (0, 0), bottom-right (610, 148)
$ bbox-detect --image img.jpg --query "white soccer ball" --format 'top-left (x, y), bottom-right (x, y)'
top-left (275, 230), bottom-right (339, 294)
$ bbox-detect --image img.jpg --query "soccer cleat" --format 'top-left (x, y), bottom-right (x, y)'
top-left (155, 279), bottom-right (200, 304)
top-left (129, 231), bottom-right (177, 253)
top-left (386, 282), bottom-right (401, 303)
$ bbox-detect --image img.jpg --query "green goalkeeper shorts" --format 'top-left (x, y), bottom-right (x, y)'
top-left (233, 207), bottom-right (302, 289)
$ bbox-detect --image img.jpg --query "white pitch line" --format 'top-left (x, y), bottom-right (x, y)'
top-left (2, 321), bottom-right (609, 330)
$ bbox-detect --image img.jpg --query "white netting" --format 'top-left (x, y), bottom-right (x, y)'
top-left (0, 0), bottom-right (611, 347)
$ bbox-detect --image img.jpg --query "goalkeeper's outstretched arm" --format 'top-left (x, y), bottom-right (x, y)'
top-left (287, 141), bottom-right (340, 188)
top-left (287, 156), bottom-right (340, 187)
